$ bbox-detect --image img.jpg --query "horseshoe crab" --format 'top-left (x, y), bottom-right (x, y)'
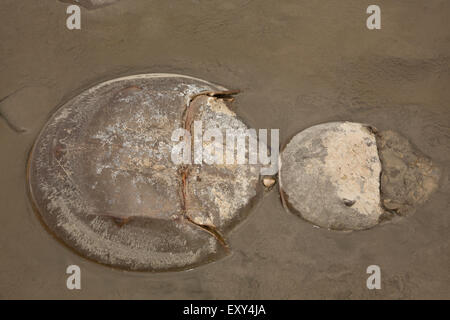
top-left (279, 121), bottom-right (440, 231)
top-left (27, 74), bottom-right (262, 271)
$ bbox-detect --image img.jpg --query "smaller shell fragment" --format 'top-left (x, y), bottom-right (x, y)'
top-left (279, 122), bottom-right (384, 231)
top-left (279, 121), bottom-right (440, 231)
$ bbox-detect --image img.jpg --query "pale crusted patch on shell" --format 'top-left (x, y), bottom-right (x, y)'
top-left (207, 97), bottom-right (236, 116)
top-left (322, 122), bottom-right (383, 217)
top-left (185, 96), bottom-right (260, 232)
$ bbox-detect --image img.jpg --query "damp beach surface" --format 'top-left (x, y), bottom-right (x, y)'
top-left (1, 0), bottom-right (449, 299)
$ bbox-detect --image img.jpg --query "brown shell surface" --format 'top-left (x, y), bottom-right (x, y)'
top-left (27, 74), bottom-right (261, 271)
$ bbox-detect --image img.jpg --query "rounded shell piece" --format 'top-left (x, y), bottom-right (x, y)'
top-left (279, 122), bottom-right (384, 231)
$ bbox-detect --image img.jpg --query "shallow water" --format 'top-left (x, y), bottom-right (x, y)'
top-left (0, 0), bottom-right (449, 299)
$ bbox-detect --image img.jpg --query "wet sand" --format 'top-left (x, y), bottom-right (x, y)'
top-left (0, 0), bottom-right (449, 299)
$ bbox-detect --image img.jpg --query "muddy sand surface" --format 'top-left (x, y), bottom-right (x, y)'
top-left (0, 0), bottom-right (449, 299)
